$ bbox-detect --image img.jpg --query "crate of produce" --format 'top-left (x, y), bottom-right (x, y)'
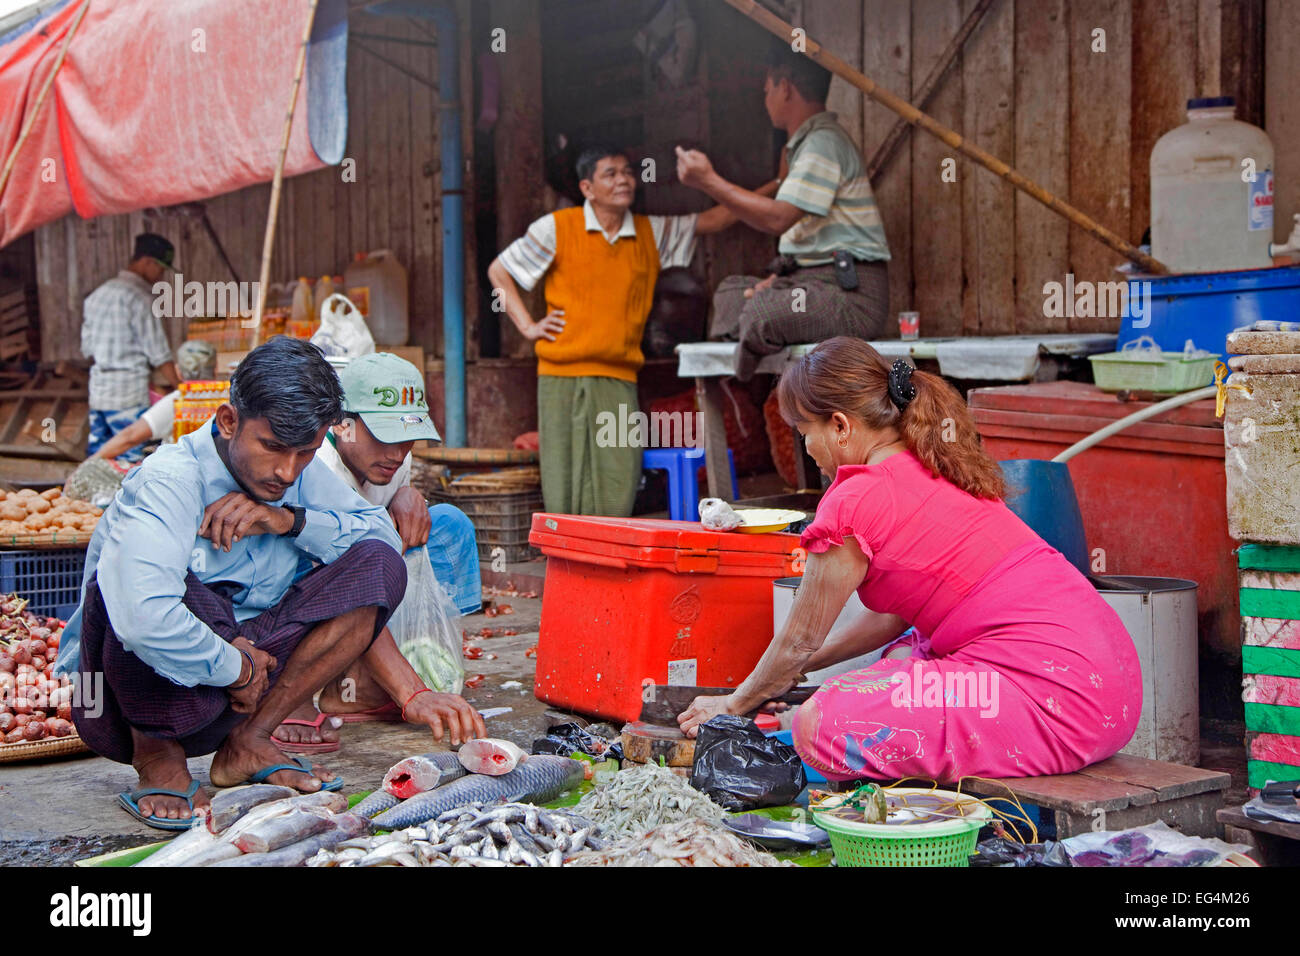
top-left (0, 599), bottom-right (87, 759)
top-left (0, 548), bottom-right (87, 619)
top-left (1239, 544), bottom-right (1300, 791)
top-left (428, 485), bottom-right (542, 565)
top-left (1089, 337), bottom-right (1218, 393)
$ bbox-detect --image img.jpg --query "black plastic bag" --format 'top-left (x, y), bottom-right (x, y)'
top-left (532, 722), bottom-right (624, 762)
top-left (970, 836), bottom-right (1071, 867)
top-left (690, 714), bottom-right (806, 811)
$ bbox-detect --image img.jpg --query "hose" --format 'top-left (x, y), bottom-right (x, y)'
top-left (1050, 385), bottom-right (1218, 464)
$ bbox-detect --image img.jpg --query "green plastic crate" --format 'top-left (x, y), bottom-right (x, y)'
top-left (1089, 338), bottom-right (1218, 393)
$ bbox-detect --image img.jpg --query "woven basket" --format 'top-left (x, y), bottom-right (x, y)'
top-left (0, 531), bottom-right (93, 549)
top-left (0, 733), bottom-right (91, 764)
top-left (413, 447), bottom-right (539, 466)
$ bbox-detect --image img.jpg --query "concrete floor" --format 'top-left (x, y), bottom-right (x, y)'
top-left (0, 573), bottom-right (1259, 865)
top-left (0, 590), bottom-right (555, 865)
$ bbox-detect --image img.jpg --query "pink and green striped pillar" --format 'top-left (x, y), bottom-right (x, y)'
top-left (1240, 544), bottom-right (1300, 791)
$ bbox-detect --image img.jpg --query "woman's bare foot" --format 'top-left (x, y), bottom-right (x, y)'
top-left (130, 730), bottom-right (211, 822)
top-left (272, 704), bottom-right (343, 747)
top-left (210, 725), bottom-right (337, 792)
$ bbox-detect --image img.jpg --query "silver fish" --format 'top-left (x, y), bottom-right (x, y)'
top-left (370, 756), bottom-right (584, 830)
top-left (233, 807), bottom-right (334, 854)
top-left (212, 813), bottom-right (368, 867)
top-left (210, 799), bottom-right (293, 845)
top-left (285, 790), bottom-right (349, 813)
top-left (352, 789), bottom-right (401, 819)
top-left (206, 784), bottom-right (296, 834)
top-left (182, 841), bottom-right (244, 867)
top-left (382, 751), bottom-right (467, 799)
top-left (136, 819), bottom-right (219, 868)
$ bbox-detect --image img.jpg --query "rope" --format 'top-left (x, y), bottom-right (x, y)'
top-left (1213, 360), bottom-right (1252, 418)
top-left (0, 0), bottom-right (93, 201)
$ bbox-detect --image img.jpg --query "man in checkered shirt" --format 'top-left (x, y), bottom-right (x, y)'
top-left (81, 233), bottom-right (182, 460)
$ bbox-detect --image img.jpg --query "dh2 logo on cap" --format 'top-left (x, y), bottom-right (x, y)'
top-left (373, 384), bottom-right (425, 408)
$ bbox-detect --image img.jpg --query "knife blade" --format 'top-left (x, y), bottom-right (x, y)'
top-left (638, 684), bottom-right (818, 726)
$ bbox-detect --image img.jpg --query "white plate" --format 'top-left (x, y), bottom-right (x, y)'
top-left (731, 508), bottom-right (806, 533)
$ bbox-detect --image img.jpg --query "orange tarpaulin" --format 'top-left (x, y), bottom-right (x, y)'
top-left (0, 0), bottom-right (347, 247)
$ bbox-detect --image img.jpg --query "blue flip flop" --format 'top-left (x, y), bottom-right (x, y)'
top-left (117, 779), bottom-right (204, 831)
top-left (245, 755), bottom-right (344, 792)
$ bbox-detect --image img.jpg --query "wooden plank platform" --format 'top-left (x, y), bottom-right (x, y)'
top-left (961, 754), bottom-right (1231, 838)
top-left (1218, 804), bottom-right (1300, 866)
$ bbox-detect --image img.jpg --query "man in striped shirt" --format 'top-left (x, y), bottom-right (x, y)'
top-left (81, 233), bottom-right (183, 459)
top-left (677, 45), bottom-right (892, 380)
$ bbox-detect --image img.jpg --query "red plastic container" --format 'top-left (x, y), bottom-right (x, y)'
top-left (969, 381), bottom-right (1236, 658)
top-left (529, 514), bottom-right (803, 723)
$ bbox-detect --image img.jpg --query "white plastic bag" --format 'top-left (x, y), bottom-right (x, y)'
top-left (311, 293), bottom-right (375, 359)
top-left (387, 549), bottom-right (464, 695)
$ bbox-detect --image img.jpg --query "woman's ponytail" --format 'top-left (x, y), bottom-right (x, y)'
top-left (777, 337), bottom-right (1005, 500)
top-left (897, 369), bottom-right (1004, 500)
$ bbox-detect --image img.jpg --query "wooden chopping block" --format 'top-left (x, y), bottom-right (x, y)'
top-left (620, 721), bottom-right (696, 768)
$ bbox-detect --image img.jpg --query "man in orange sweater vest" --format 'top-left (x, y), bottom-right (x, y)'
top-left (488, 147), bottom-right (769, 516)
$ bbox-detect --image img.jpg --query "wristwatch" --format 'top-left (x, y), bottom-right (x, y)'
top-left (281, 504), bottom-right (306, 538)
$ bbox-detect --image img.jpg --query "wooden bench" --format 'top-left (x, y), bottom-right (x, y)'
top-left (1217, 805), bottom-right (1300, 866)
top-left (958, 754), bottom-right (1232, 839)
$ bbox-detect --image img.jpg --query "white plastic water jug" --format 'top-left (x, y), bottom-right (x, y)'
top-left (344, 250), bottom-right (409, 346)
top-left (1151, 96), bottom-right (1275, 273)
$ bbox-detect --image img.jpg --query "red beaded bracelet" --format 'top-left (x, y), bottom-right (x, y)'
top-left (401, 687), bottom-right (433, 722)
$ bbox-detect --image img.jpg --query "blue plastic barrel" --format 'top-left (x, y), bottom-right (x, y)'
top-left (1119, 265), bottom-right (1300, 355)
top-left (998, 459), bottom-right (1090, 574)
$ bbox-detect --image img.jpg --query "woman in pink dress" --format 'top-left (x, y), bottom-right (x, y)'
top-left (679, 337), bottom-right (1140, 782)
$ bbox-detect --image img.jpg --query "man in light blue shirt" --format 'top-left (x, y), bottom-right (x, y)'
top-left (56, 337), bottom-right (485, 829)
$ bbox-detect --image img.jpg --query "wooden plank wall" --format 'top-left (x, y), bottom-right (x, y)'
top-left (33, 6), bottom-right (471, 363)
top-left (798, 0), bottom-right (1268, 336)
top-left (1265, 0), bottom-right (1300, 247)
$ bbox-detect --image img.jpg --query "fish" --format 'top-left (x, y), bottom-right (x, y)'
top-left (171, 841), bottom-right (244, 867)
top-left (136, 818), bottom-right (219, 868)
top-left (215, 790), bottom-right (346, 845)
top-left (284, 790), bottom-right (349, 814)
top-left (207, 784), bottom-right (297, 834)
top-left (352, 789), bottom-right (402, 819)
top-left (457, 738), bottom-right (528, 776)
top-left (371, 756), bottom-right (585, 830)
top-left (233, 807), bottom-right (335, 854)
top-left (382, 750), bottom-right (466, 799)
top-left (212, 813), bottom-right (369, 867)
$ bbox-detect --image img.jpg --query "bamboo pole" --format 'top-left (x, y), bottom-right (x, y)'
top-left (0, 0), bottom-right (92, 201)
top-left (249, 0), bottom-right (320, 346)
top-left (724, 0), bottom-right (1170, 275)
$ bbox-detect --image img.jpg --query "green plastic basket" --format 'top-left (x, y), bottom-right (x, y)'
top-left (1088, 336), bottom-right (1219, 393)
top-left (813, 788), bottom-right (992, 867)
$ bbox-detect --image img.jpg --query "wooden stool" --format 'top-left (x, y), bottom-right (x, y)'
top-left (959, 754), bottom-right (1231, 839)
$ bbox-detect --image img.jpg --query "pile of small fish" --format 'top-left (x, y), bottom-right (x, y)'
top-left (567, 819), bottom-right (793, 867)
top-left (574, 760), bottom-right (726, 840)
top-left (136, 786), bottom-right (367, 867)
top-left (306, 802), bottom-right (605, 867)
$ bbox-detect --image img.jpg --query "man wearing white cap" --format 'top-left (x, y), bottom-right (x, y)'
top-left (274, 352), bottom-right (482, 750)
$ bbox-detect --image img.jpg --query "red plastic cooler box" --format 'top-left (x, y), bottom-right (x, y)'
top-left (529, 514), bottom-right (802, 723)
